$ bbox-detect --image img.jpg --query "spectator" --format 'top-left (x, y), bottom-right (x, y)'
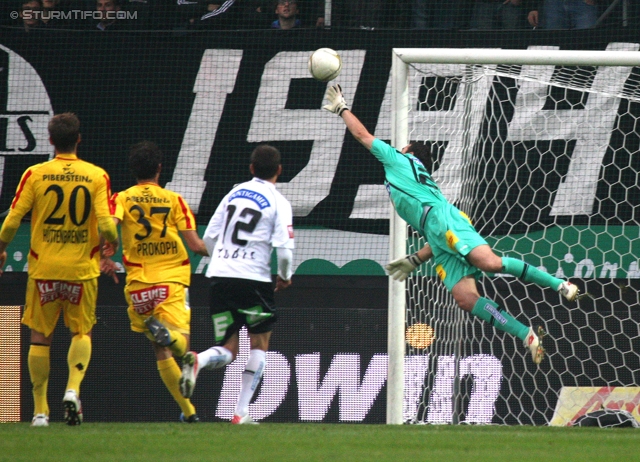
top-left (40, 0), bottom-right (68, 28)
top-left (342, 0), bottom-right (382, 29)
top-left (304, 0), bottom-right (325, 28)
top-left (412, 0), bottom-right (463, 29)
top-left (19, 0), bottom-right (44, 31)
top-left (0, 113), bottom-right (119, 427)
top-left (271, 0), bottom-right (301, 29)
top-left (94, 0), bottom-right (125, 30)
top-left (192, 0), bottom-right (246, 29)
top-left (527, 0), bottom-right (600, 29)
top-left (471, 0), bottom-right (527, 29)
top-left (119, 0), bottom-right (151, 30)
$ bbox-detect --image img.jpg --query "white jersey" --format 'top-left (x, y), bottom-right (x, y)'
top-left (204, 177), bottom-right (294, 282)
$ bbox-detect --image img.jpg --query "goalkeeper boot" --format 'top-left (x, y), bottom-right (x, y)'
top-left (63, 389), bottom-right (83, 426)
top-left (31, 414), bottom-right (49, 427)
top-left (179, 351), bottom-right (199, 399)
top-left (524, 326), bottom-right (546, 364)
top-left (179, 412), bottom-right (200, 423)
top-left (231, 414), bottom-right (258, 425)
top-left (144, 315), bottom-right (172, 347)
top-left (558, 281), bottom-right (579, 302)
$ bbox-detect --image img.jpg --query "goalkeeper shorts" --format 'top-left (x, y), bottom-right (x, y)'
top-left (426, 203), bottom-right (486, 291)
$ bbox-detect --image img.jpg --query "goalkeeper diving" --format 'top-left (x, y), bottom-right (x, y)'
top-left (323, 84), bottom-right (580, 364)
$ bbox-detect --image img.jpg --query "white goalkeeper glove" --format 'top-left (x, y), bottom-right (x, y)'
top-left (385, 252), bottom-right (424, 282)
top-left (323, 84), bottom-right (350, 116)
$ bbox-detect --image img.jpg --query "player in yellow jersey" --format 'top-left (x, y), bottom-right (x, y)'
top-left (104, 141), bottom-right (208, 423)
top-left (0, 113), bottom-right (119, 427)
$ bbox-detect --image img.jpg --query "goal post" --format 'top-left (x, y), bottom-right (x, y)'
top-left (388, 46), bottom-right (640, 425)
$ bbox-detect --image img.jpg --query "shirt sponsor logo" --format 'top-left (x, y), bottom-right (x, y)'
top-left (37, 280), bottom-right (83, 305)
top-left (42, 174), bottom-right (92, 183)
top-left (126, 195), bottom-right (170, 204)
top-left (229, 189), bottom-right (271, 209)
top-left (445, 230), bottom-right (459, 251)
top-left (130, 285), bottom-right (169, 314)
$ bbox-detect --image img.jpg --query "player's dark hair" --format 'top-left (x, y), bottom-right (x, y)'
top-left (48, 112), bottom-right (80, 153)
top-left (406, 141), bottom-right (433, 174)
top-left (251, 144), bottom-right (281, 180)
top-left (129, 141), bottom-right (163, 181)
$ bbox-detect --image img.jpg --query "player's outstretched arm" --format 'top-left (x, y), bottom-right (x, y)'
top-left (181, 230), bottom-right (209, 257)
top-left (385, 243), bottom-right (433, 282)
top-left (323, 84), bottom-right (375, 151)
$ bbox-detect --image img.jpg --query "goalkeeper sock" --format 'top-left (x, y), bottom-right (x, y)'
top-left (199, 346), bottom-right (233, 370)
top-left (471, 297), bottom-right (529, 341)
top-left (66, 334), bottom-right (92, 394)
top-left (502, 257), bottom-right (564, 290)
top-left (157, 357), bottom-right (196, 418)
top-left (28, 345), bottom-right (51, 417)
top-left (235, 349), bottom-right (265, 417)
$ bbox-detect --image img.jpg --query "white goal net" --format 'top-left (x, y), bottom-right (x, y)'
top-left (387, 45), bottom-right (640, 425)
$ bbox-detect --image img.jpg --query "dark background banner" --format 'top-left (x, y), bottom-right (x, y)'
top-left (1, 28), bottom-right (638, 231)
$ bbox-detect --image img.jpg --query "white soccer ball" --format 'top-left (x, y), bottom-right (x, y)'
top-left (308, 48), bottom-right (342, 82)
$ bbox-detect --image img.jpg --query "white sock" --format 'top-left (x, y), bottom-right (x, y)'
top-left (198, 346), bottom-right (233, 370)
top-left (234, 349), bottom-right (266, 417)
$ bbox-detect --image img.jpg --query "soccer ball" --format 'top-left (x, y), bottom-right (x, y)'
top-left (308, 48), bottom-right (342, 82)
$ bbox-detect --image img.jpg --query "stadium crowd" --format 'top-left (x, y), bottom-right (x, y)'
top-left (2, 0), bottom-right (635, 32)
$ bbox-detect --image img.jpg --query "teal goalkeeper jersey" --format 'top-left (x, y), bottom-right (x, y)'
top-left (371, 138), bottom-right (448, 234)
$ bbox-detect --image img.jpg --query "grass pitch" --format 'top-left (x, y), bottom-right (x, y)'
top-left (1, 422), bottom-right (637, 462)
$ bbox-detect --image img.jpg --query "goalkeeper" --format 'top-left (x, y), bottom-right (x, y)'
top-left (323, 84), bottom-right (579, 364)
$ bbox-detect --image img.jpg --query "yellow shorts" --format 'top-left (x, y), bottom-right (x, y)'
top-left (22, 278), bottom-right (98, 337)
top-left (125, 281), bottom-right (191, 338)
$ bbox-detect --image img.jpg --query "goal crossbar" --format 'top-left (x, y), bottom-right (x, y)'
top-left (393, 47), bottom-right (640, 67)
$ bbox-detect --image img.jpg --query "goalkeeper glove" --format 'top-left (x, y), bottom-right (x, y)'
top-left (385, 252), bottom-right (424, 282)
top-left (323, 84), bottom-right (350, 116)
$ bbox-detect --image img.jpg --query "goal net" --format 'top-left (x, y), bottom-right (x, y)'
top-left (387, 46), bottom-right (640, 425)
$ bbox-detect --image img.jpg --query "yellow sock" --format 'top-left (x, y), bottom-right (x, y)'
top-left (157, 357), bottom-right (196, 418)
top-left (167, 329), bottom-right (187, 358)
top-left (66, 334), bottom-right (92, 394)
top-left (28, 345), bottom-right (50, 416)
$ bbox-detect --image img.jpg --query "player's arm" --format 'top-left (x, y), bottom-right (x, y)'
top-left (0, 170), bottom-right (35, 275)
top-left (385, 243), bottom-right (433, 282)
top-left (0, 215), bottom-right (24, 275)
top-left (0, 237), bottom-right (10, 276)
top-left (100, 216), bottom-right (120, 283)
top-left (95, 176), bottom-right (119, 254)
top-left (181, 229), bottom-right (209, 257)
top-left (202, 199), bottom-right (226, 256)
top-left (98, 216), bottom-right (119, 256)
top-left (275, 247), bottom-right (293, 292)
top-left (323, 84), bottom-right (375, 151)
